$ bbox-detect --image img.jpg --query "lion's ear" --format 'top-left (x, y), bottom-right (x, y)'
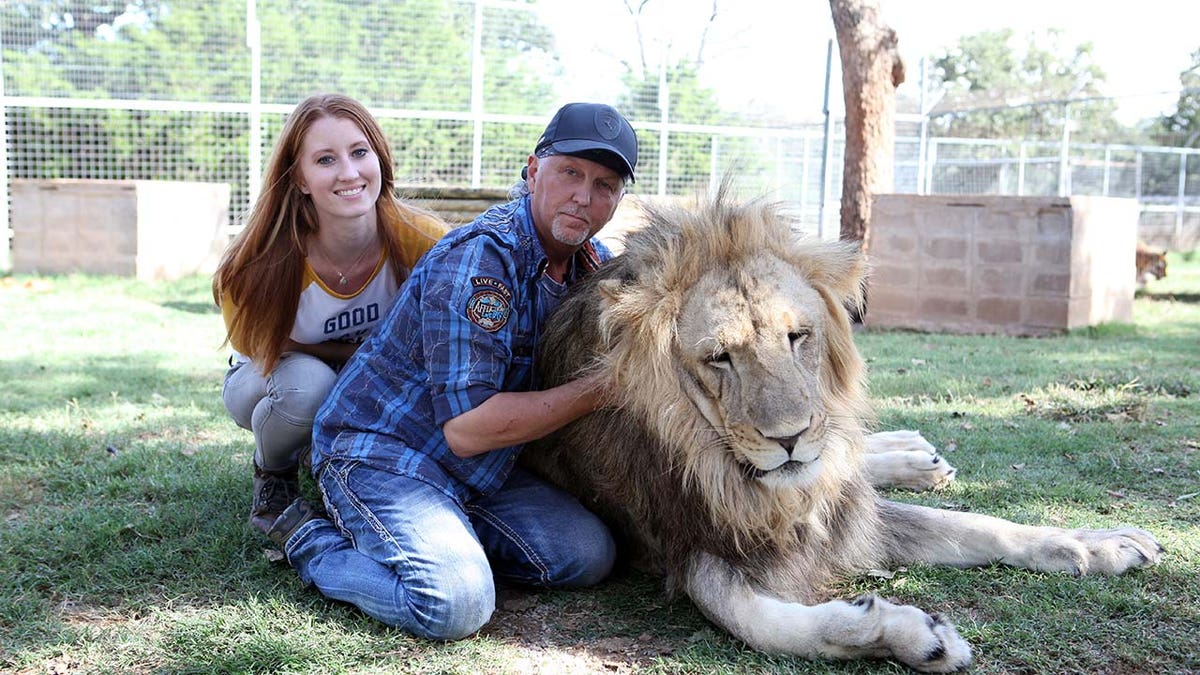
top-left (798, 239), bottom-right (867, 308)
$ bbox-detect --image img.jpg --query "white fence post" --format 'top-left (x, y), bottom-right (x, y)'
top-left (0, 28), bottom-right (8, 271)
top-left (246, 0), bottom-right (262, 214)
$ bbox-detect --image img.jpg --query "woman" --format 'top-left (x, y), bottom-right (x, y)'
top-left (213, 93), bottom-right (447, 535)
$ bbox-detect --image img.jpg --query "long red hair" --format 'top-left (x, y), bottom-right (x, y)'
top-left (212, 93), bottom-right (432, 373)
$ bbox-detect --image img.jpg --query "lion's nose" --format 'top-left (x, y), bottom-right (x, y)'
top-left (770, 433), bottom-right (802, 454)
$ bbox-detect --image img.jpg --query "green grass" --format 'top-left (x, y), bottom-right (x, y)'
top-left (1, 254), bottom-right (1197, 674)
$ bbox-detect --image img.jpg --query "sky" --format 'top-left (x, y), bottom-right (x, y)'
top-left (541, 0), bottom-right (1199, 126)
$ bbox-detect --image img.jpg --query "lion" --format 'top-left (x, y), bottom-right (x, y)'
top-left (521, 188), bottom-right (1162, 672)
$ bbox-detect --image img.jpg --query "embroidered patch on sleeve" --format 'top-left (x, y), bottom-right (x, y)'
top-left (465, 276), bottom-right (513, 332)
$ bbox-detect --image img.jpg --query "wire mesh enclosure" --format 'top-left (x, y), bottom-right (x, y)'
top-left (1, 0), bottom-right (1197, 267)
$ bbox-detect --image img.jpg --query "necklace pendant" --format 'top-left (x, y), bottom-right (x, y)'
top-left (338, 274), bottom-right (348, 287)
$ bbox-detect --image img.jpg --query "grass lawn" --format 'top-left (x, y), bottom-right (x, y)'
top-left (1, 252), bottom-right (1197, 674)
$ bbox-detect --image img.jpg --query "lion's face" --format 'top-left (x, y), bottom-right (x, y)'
top-left (674, 254), bottom-right (841, 489)
top-left (574, 193), bottom-right (869, 532)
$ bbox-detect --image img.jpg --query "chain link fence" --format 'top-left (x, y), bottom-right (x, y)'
top-left (2, 0), bottom-right (1197, 271)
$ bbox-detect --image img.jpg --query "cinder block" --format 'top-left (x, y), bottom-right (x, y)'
top-left (978, 240), bottom-right (1024, 264)
top-left (976, 266), bottom-right (1023, 295)
top-left (920, 296), bottom-right (970, 320)
top-left (1036, 206), bottom-right (1072, 239)
top-left (866, 194), bottom-right (1136, 335)
top-left (1032, 273), bottom-right (1070, 295)
top-left (1026, 298), bottom-right (1070, 327)
top-left (1035, 244), bottom-right (1071, 266)
top-left (925, 237), bottom-right (968, 260)
top-left (977, 298), bottom-right (1023, 324)
top-left (11, 179), bottom-right (230, 280)
top-left (922, 266), bottom-right (968, 289)
top-left (870, 264), bottom-right (918, 288)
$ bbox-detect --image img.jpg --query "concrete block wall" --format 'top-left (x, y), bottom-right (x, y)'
top-left (864, 194), bottom-right (1138, 335)
top-left (11, 179), bottom-right (231, 281)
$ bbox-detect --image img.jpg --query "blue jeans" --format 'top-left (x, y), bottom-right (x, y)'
top-left (284, 459), bottom-right (615, 640)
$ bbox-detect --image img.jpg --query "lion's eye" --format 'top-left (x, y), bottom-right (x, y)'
top-left (788, 329), bottom-right (811, 346)
top-left (705, 351), bottom-right (732, 367)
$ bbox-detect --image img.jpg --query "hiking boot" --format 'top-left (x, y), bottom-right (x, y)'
top-left (249, 463), bottom-right (299, 536)
top-left (266, 497), bottom-right (322, 549)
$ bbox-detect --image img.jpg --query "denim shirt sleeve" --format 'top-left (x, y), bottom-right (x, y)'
top-left (423, 232), bottom-right (523, 427)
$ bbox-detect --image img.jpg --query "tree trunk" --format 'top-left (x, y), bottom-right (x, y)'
top-left (828, 0), bottom-right (905, 246)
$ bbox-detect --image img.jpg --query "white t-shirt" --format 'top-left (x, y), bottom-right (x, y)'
top-left (289, 255), bottom-right (399, 346)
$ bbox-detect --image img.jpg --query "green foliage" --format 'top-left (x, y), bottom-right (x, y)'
top-left (1155, 47), bottom-right (1200, 148)
top-left (0, 0), bottom-right (559, 192)
top-left (618, 62), bottom-right (767, 194)
top-left (928, 29), bottom-right (1122, 143)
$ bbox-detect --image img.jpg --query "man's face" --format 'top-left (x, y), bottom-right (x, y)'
top-left (526, 153), bottom-right (625, 256)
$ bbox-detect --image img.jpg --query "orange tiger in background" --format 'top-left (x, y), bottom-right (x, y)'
top-left (1136, 241), bottom-right (1168, 287)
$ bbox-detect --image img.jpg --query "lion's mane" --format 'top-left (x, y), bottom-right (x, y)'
top-left (524, 188), bottom-right (886, 600)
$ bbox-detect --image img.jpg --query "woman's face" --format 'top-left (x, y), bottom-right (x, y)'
top-left (294, 115), bottom-right (382, 229)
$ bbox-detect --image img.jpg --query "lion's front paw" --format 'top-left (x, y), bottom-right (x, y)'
top-left (865, 430), bottom-right (938, 455)
top-left (855, 595), bottom-right (972, 673)
top-left (1032, 527), bottom-right (1163, 575)
top-left (864, 449), bottom-right (957, 491)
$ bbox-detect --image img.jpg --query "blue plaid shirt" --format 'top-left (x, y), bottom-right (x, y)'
top-left (312, 196), bottom-right (611, 500)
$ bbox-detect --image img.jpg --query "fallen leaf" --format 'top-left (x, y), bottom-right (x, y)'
top-left (1107, 490), bottom-right (1126, 499)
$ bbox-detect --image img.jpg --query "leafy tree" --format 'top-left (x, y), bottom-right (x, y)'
top-left (612, 1), bottom-right (763, 196)
top-left (618, 62), bottom-right (733, 194)
top-left (927, 29), bottom-right (1121, 143)
top-left (1, 0), bottom-right (559, 191)
top-left (1156, 48), bottom-right (1200, 148)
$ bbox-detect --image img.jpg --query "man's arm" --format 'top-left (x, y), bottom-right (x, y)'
top-left (442, 372), bottom-right (606, 458)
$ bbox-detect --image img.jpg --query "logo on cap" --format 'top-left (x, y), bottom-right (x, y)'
top-left (595, 109), bottom-right (621, 140)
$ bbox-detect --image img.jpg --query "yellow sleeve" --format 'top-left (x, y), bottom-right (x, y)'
top-left (218, 290), bottom-right (248, 354)
top-left (394, 211), bottom-right (450, 272)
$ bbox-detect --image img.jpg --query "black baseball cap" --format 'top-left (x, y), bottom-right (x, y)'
top-left (534, 102), bottom-right (638, 183)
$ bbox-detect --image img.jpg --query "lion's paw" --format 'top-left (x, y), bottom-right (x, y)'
top-left (854, 595), bottom-right (972, 673)
top-left (865, 430), bottom-right (938, 455)
top-left (1031, 527), bottom-right (1163, 575)
top-left (864, 449), bottom-right (957, 491)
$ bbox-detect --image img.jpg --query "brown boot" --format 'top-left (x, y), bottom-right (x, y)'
top-left (249, 463), bottom-right (299, 535)
top-left (266, 497), bottom-right (322, 549)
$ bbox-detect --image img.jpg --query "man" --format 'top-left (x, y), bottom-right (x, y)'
top-left (267, 102), bottom-right (639, 641)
